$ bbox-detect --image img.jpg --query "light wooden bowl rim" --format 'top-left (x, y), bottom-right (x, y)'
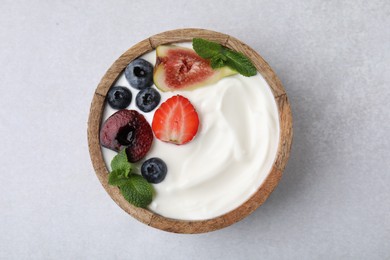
top-left (88, 28), bottom-right (293, 234)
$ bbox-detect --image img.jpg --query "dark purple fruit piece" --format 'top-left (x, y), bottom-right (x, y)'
top-left (100, 110), bottom-right (153, 162)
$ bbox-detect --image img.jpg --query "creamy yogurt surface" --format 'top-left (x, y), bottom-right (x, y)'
top-left (101, 43), bottom-right (280, 220)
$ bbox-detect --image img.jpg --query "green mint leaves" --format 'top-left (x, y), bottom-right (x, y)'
top-left (193, 38), bottom-right (222, 58)
top-left (119, 174), bottom-right (154, 208)
top-left (192, 38), bottom-right (257, 77)
top-left (110, 149), bottom-right (131, 177)
top-left (108, 149), bottom-right (154, 208)
top-left (224, 50), bottom-right (258, 77)
top-left (108, 169), bottom-right (129, 187)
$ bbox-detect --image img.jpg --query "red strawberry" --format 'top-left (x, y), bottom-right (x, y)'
top-left (152, 95), bottom-right (199, 145)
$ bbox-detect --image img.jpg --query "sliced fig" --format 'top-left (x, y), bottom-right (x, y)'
top-left (153, 45), bottom-right (237, 91)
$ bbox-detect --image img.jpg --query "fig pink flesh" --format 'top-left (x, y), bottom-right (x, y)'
top-left (153, 45), bottom-right (237, 91)
top-left (162, 49), bottom-right (214, 89)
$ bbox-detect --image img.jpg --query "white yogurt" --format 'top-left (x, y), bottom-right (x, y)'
top-left (101, 43), bottom-right (279, 220)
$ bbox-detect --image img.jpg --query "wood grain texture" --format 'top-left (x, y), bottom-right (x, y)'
top-left (149, 28), bottom-right (230, 48)
top-left (87, 28), bottom-right (293, 234)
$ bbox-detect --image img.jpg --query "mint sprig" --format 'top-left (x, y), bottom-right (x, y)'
top-left (193, 38), bottom-right (222, 58)
top-left (192, 38), bottom-right (257, 77)
top-left (110, 149), bottom-right (131, 177)
top-left (224, 50), bottom-right (257, 77)
top-left (108, 149), bottom-right (154, 208)
top-left (210, 53), bottom-right (227, 69)
top-left (120, 175), bottom-right (154, 208)
top-left (108, 169), bottom-right (129, 186)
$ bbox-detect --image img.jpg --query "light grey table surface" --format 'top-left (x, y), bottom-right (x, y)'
top-left (1, 1), bottom-right (389, 259)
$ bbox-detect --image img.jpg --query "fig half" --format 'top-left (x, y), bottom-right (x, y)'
top-left (153, 45), bottom-right (237, 91)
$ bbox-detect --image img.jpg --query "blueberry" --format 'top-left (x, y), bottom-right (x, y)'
top-left (125, 59), bottom-right (154, 90)
top-left (141, 158), bottom-right (167, 184)
top-left (136, 88), bottom-right (161, 112)
top-left (107, 86), bottom-right (132, 109)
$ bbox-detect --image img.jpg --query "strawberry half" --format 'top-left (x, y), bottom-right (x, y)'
top-left (152, 95), bottom-right (199, 145)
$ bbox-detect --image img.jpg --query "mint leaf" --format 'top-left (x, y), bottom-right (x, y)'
top-left (210, 54), bottom-right (227, 69)
top-left (192, 38), bottom-right (257, 77)
top-left (108, 150), bottom-right (154, 208)
top-left (193, 38), bottom-right (222, 59)
top-left (119, 174), bottom-right (154, 208)
top-left (111, 149), bottom-right (132, 177)
top-left (224, 50), bottom-right (257, 77)
top-left (108, 169), bottom-right (129, 186)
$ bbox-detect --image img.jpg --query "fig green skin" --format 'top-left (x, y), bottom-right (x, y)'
top-left (153, 45), bottom-right (237, 92)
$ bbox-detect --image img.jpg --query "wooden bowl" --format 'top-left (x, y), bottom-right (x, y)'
top-left (88, 28), bottom-right (293, 234)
